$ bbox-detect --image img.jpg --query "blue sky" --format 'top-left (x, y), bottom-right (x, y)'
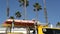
top-left (0, 0), bottom-right (60, 26)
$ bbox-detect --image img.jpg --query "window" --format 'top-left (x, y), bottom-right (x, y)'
top-left (42, 28), bottom-right (60, 34)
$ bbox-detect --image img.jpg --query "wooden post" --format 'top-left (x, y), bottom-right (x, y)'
top-left (5, 27), bottom-right (8, 34)
top-left (26, 27), bottom-right (30, 34)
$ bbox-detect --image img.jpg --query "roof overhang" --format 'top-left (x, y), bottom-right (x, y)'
top-left (3, 19), bottom-right (35, 27)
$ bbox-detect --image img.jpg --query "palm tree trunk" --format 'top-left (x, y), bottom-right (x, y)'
top-left (24, 0), bottom-right (27, 20)
top-left (34, 9), bottom-right (38, 34)
top-left (26, 27), bottom-right (30, 34)
top-left (12, 19), bottom-right (14, 31)
top-left (43, 0), bottom-right (48, 23)
top-left (35, 9), bottom-right (38, 21)
top-left (10, 19), bottom-right (14, 33)
top-left (6, 0), bottom-right (9, 33)
top-left (7, 0), bottom-right (9, 18)
top-left (6, 27), bottom-right (8, 34)
top-left (34, 24), bottom-right (37, 34)
top-left (10, 27), bottom-right (11, 33)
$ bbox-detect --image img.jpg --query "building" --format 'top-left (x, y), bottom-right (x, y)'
top-left (2, 19), bottom-right (35, 34)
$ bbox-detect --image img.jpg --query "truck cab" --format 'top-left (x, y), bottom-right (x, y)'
top-left (37, 25), bottom-right (60, 34)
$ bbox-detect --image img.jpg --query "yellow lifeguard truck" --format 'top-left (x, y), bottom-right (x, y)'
top-left (37, 24), bottom-right (60, 34)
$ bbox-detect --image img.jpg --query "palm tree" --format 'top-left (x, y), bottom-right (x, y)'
top-left (56, 22), bottom-right (60, 27)
top-left (33, 2), bottom-right (42, 34)
top-left (43, 0), bottom-right (48, 23)
top-left (18, 0), bottom-right (29, 20)
top-left (33, 3), bottom-right (42, 21)
top-left (6, 0), bottom-right (10, 34)
top-left (15, 11), bottom-right (22, 19)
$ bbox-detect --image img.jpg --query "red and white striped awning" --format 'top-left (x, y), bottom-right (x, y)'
top-left (6, 19), bottom-right (35, 23)
top-left (3, 19), bottom-right (35, 27)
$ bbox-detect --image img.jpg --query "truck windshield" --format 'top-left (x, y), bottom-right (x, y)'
top-left (43, 28), bottom-right (60, 34)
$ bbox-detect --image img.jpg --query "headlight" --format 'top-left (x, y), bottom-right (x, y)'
top-left (42, 28), bottom-right (47, 33)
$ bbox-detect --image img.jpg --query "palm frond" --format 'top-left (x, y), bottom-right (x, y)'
top-left (33, 3), bottom-right (42, 11)
top-left (26, 0), bottom-right (29, 7)
top-left (39, 8), bottom-right (42, 10)
top-left (35, 3), bottom-right (39, 5)
top-left (15, 11), bottom-right (21, 18)
top-left (34, 9), bottom-right (36, 11)
top-left (37, 9), bottom-right (40, 11)
top-left (18, 0), bottom-right (24, 3)
top-left (9, 16), bottom-right (14, 19)
top-left (56, 22), bottom-right (60, 26)
top-left (18, 0), bottom-right (29, 7)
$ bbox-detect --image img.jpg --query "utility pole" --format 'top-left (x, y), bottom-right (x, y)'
top-left (43, 0), bottom-right (48, 24)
